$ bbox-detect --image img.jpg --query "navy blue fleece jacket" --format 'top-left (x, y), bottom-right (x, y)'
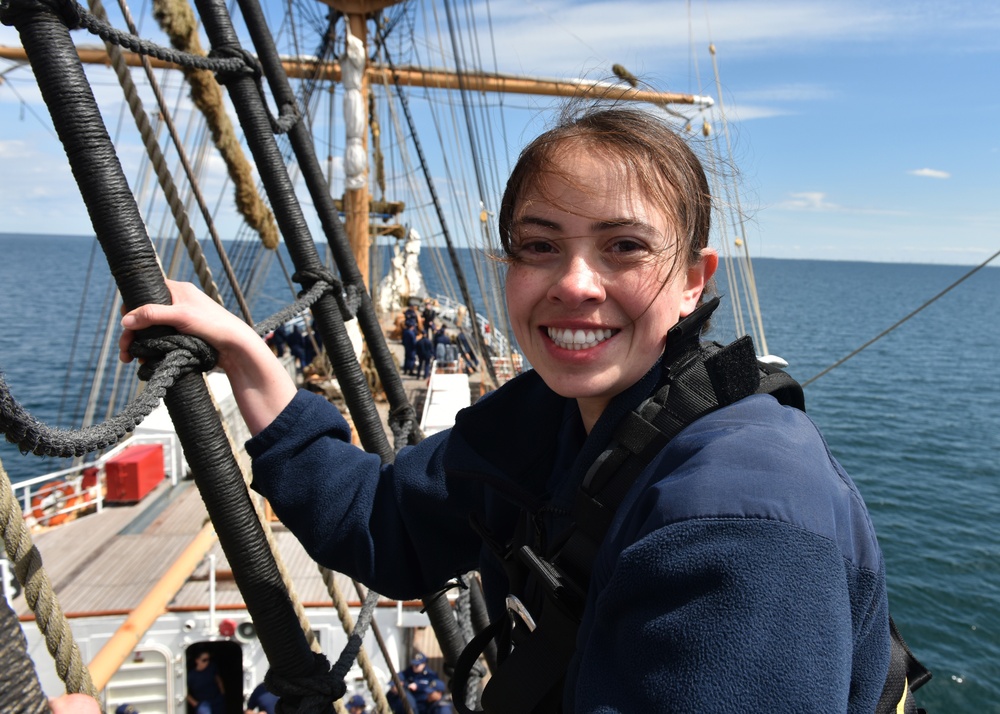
top-left (248, 363), bottom-right (890, 712)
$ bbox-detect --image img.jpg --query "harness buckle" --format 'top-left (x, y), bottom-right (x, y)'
top-left (505, 594), bottom-right (536, 633)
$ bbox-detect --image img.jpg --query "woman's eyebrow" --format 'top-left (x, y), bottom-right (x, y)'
top-left (592, 218), bottom-right (660, 236)
top-left (513, 216), bottom-right (658, 234)
top-left (512, 215), bottom-right (560, 230)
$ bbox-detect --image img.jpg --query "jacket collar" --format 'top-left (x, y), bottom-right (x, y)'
top-left (444, 357), bottom-right (666, 508)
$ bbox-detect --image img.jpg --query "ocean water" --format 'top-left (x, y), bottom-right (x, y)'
top-left (1, 233), bottom-right (998, 710)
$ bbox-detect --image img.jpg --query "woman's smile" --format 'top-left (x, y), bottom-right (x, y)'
top-left (545, 326), bottom-right (618, 351)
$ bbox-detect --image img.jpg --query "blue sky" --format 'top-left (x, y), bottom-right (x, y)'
top-left (1, 0), bottom-right (998, 265)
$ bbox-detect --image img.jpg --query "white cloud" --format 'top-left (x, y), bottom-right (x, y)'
top-left (737, 83), bottom-right (837, 103)
top-left (775, 192), bottom-right (841, 211)
top-left (773, 192), bottom-right (905, 216)
top-left (487, 0), bottom-right (902, 75)
top-left (909, 168), bottom-right (951, 179)
top-left (0, 139), bottom-right (31, 158)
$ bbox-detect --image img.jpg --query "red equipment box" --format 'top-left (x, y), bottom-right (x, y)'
top-left (105, 444), bottom-right (165, 503)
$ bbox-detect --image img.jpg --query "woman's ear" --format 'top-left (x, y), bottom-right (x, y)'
top-left (679, 248), bottom-right (719, 316)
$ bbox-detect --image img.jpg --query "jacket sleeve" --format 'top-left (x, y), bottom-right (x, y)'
top-left (247, 390), bottom-right (482, 599)
top-left (570, 397), bottom-right (890, 712)
top-left (573, 518), bottom-right (888, 711)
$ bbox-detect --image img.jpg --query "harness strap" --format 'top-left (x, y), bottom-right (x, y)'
top-left (877, 616), bottom-right (931, 714)
top-left (477, 601), bottom-right (578, 714)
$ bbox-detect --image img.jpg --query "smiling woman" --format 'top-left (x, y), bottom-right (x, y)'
top-left (117, 101), bottom-right (904, 712)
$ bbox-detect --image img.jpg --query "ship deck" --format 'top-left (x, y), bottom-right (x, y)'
top-left (11, 476), bottom-right (392, 619)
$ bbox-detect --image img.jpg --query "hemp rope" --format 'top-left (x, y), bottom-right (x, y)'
top-left (319, 567), bottom-right (392, 714)
top-left (0, 462), bottom-right (98, 698)
top-left (151, 0), bottom-right (279, 249)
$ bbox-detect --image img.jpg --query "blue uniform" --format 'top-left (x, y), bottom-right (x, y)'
top-left (249, 357), bottom-right (890, 711)
top-left (401, 326), bottom-right (417, 375)
top-left (398, 665), bottom-right (450, 713)
top-left (187, 662), bottom-right (224, 714)
top-left (247, 683), bottom-right (279, 714)
top-left (415, 335), bottom-right (434, 378)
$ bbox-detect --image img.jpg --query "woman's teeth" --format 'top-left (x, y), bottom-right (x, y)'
top-left (547, 327), bottom-right (615, 350)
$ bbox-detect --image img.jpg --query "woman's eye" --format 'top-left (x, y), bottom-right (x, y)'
top-left (513, 239), bottom-right (557, 258)
top-left (610, 238), bottom-right (647, 255)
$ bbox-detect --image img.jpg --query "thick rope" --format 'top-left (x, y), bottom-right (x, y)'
top-left (0, 0), bottom-right (249, 74)
top-left (245, 489), bottom-right (321, 654)
top-left (150, 0), bottom-right (280, 249)
top-left (0, 281), bottom-right (330, 458)
top-left (454, 584), bottom-right (481, 711)
top-left (0, 461), bottom-right (98, 698)
top-left (4, 0), bottom-right (339, 704)
top-left (233, 0), bottom-right (421, 458)
top-left (0, 591), bottom-right (51, 713)
top-left (87, 0), bottom-right (226, 309)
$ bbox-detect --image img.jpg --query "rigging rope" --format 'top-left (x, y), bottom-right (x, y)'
top-left (0, 463), bottom-right (98, 699)
top-left (0, 589), bottom-right (51, 713)
top-left (111, 0), bottom-right (257, 324)
top-left (0, 281), bottom-right (329, 458)
top-left (802, 248), bottom-right (1000, 387)
top-left (1, 1), bottom-right (396, 708)
top-left (319, 568), bottom-right (393, 714)
top-left (87, 0), bottom-right (230, 311)
top-left (232, 0), bottom-right (421, 455)
top-left (150, 0), bottom-right (281, 248)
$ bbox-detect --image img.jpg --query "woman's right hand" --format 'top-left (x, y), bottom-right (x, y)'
top-left (119, 279), bottom-right (298, 436)
top-left (119, 279), bottom-right (258, 373)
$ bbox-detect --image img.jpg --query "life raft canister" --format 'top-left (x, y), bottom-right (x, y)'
top-left (29, 480), bottom-right (82, 526)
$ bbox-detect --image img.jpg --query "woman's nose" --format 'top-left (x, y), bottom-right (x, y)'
top-left (547, 255), bottom-right (605, 307)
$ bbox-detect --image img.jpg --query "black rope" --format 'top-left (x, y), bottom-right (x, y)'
top-left (0, 0), bottom-right (254, 76)
top-left (4, 0), bottom-right (382, 706)
top-left (0, 594), bottom-right (49, 714)
top-left (194, 0), bottom-right (394, 464)
top-left (233, 0), bottom-right (425, 456)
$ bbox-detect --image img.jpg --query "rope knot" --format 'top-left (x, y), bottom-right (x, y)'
top-left (209, 46), bottom-right (261, 83)
top-left (47, 0), bottom-right (83, 29)
top-left (265, 652), bottom-right (345, 714)
top-left (292, 267), bottom-right (339, 295)
top-left (130, 334), bottom-right (218, 381)
top-left (272, 101), bottom-right (301, 135)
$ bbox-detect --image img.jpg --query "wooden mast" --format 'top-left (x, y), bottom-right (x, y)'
top-left (325, 0), bottom-right (401, 290)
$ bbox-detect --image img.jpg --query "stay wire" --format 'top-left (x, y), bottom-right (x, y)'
top-left (802, 248), bottom-right (1000, 387)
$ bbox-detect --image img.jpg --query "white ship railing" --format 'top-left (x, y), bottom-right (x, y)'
top-left (428, 293), bottom-right (524, 382)
top-left (12, 432), bottom-right (180, 528)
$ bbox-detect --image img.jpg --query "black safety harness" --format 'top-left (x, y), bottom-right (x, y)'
top-left (452, 297), bottom-right (929, 713)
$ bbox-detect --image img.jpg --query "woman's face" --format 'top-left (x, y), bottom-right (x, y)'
top-left (505, 145), bottom-right (717, 431)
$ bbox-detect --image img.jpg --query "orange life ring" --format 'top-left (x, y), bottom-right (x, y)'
top-left (29, 481), bottom-right (82, 526)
